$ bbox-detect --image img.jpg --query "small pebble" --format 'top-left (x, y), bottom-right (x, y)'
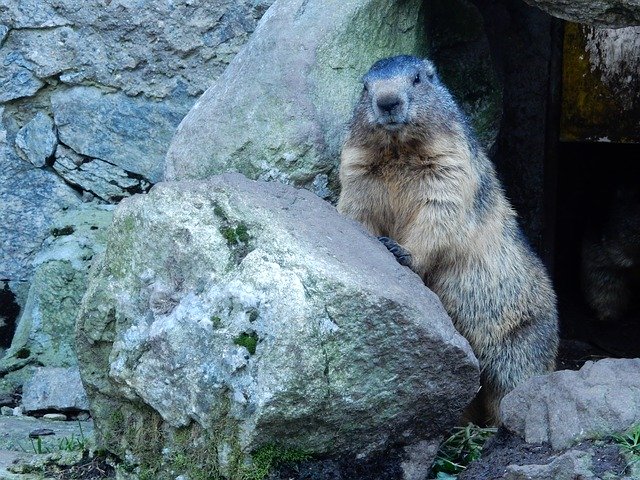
top-left (1, 406), bottom-right (13, 416)
top-left (76, 411), bottom-right (90, 421)
top-left (43, 413), bottom-right (67, 421)
top-left (12, 406), bottom-right (24, 416)
top-left (29, 428), bottom-right (55, 438)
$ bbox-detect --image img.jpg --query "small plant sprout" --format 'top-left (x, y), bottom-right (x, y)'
top-left (429, 423), bottom-right (497, 478)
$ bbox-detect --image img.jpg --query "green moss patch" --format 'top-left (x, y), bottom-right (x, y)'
top-left (234, 331), bottom-right (259, 355)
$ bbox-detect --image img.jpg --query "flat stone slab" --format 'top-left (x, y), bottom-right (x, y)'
top-left (0, 415), bottom-right (93, 452)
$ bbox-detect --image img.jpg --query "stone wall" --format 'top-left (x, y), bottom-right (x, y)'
top-left (0, 0), bottom-right (273, 309)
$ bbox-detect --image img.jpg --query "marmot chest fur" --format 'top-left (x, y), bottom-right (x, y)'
top-left (337, 55), bottom-right (558, 425)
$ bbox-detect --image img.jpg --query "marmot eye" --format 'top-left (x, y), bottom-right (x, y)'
top-left (413, 73), bottom-right (421, 85)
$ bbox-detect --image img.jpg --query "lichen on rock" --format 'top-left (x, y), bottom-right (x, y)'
top-left (76, 173), bottom-right (479, 477)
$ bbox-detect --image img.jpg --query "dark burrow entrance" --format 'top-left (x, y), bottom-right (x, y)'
top-left (554, 143), bottom-right (640, 363)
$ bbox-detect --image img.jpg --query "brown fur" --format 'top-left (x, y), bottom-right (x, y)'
top-left (337, 56), bottom-right (558, 425)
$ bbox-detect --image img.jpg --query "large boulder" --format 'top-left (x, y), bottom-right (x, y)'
top-left (76, 174), bottom-right (479, 478)
top-left (164, 0), bottom-right (429, 198)
top-left (165, 0), bottom-right (503, 199)
top-left (522, 0), bottom-right (640, 27)
top-left (501, 358), bottom-right (640, 449)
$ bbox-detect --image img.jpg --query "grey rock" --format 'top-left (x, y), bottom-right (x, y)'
top-left (0, 206), bottom-right (113, 376)
top-left (11, 26), bottom-right (79, 79)
top-left (22, 367), bottom-right (90, 412)
top-left (1, 0), bottom-right (272, 98)
top-left (0, 144), bottom-right (80, 281)
top-left (0, 1), bottom-right (69, 29)
top-left (164, 0), bottom-right (429, 194)
top-left (504, 449), bottom-right (594, 480)
top-left (0, 53), bottom-right (44, 103)
top-left (401, 440), bottom-right (440, 480)
top-left (53, 145), bottom-right (150, 202)
top-left (15, 112), bottom-right (57, 167)
top-left (0, 407), bottom-right (12, 416)
top-left (1, 0), bottom-right (272, 284)
top-left (42, 413), bottom-right (67, 421)
top-left (0, 415), bottom-right (93, 452)
top-left (51, 87), bottom-right (191, 183)
top-left (0, 25), bottom-right (8, 46)
top-left (501, 358), bottom-right (640, 449)
top-left (522, 0), bottom-right (640, 27)
top-left (76, 174), bottom-right (479, 473)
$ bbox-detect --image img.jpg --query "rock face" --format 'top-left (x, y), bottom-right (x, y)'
top-left (522, 0), bottom-right (640, 27)
top-left (14, 112), bottom-right (57, 168)
top-left (0, 206), bottom-right (114, 391)
top-left (501, 358), bottom-right (640, 449)
top-left (76, 174), bottom-right (479, 476)
top-left (165, 0), bottom-right (429, 197)
top-left (21, 367), bottom-right (89, 413)
top-left (0, 139), bottom-right (81, 282)
top-left (0, 0), bottom-right (273, 290)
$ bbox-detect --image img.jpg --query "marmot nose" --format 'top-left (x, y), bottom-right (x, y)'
top-left (376, 95), bottom-right (402, 114)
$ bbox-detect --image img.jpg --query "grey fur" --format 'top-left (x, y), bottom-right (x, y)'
top-left (338, 55), bottom-right (559, 425)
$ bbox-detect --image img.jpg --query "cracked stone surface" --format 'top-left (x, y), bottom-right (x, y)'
top-left (53, 145), bottom-right (150, 202)
top-left (76, 173), bottom-right (479, 467)
top-left (0, 0), bottom-right (272, 286)
top-left (0, 138), bottom-right (81, 281)
top-left (14, 112), bottom-right (56, 167)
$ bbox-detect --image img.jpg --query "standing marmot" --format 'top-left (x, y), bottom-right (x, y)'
top-left (337, 55), bottom-right (558, 425)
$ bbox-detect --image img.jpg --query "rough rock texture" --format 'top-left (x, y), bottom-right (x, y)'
top-left (561, 22), bottom-right (640, 143)
top-left (0, 0), bottom-right (272, 291)
top-left (14, 112), bottom-right (56, 167)
top-left (53, 145), bottom-right (151, 203)
top-left (0, 133), bottom-right (81, 281)
top-left (522, 0), bottom-right (640, 27)
top-left (76, 174), bottom-right (479, 476)
top-left (165, 0), bottom-right (429, 196)
top-left (165, 0), bottom-right (505, 196)
top-left (51, 87), bottom-right (190, 183)
top-left (501, 358), bottom-right (640, 449)
top-left (0, 206), bottom-right (114, 391)
top-left (22, 367), bottom-right (89, 413)
top-left (584, 26), bottom-right (640, 111)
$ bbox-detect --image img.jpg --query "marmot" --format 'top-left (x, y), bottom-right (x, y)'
top-left (337, 55), bottom-right (558, 425)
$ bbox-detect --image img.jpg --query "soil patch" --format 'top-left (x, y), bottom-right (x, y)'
top-left (459, 428), bottom-right (629, 480)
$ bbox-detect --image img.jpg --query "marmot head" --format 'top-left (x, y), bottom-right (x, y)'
top-left (353, 55), bottom-right (462, 140)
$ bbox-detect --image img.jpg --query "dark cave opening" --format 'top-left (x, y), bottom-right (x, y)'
top-left (0, 282), bottom-right (21, 350)
top-left (553, 142), bottom-right (640, 359)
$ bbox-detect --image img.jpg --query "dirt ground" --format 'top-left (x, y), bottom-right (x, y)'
top-left (459, 428), bottom-right (629, 480)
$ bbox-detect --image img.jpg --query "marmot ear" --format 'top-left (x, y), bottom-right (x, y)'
top-left (424, 62), bottom-right (437, 80)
